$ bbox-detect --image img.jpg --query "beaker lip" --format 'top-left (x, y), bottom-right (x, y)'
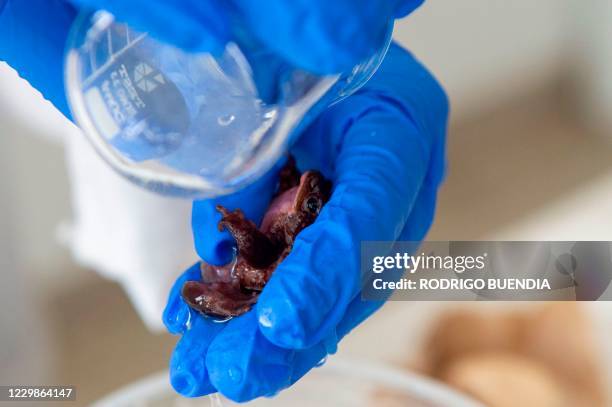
top-left (64, 11), bottom-right (391, 199)
top-left (330, 20), bottom-right (394, 106)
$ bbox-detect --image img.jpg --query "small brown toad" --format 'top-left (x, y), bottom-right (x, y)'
top-left (182, 157), bottom-right (331, 318)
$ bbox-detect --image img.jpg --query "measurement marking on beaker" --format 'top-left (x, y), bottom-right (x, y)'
top-left (107, 29), bottom-right (113, 56)
top-left (83, 31), bottom-right (147, 88)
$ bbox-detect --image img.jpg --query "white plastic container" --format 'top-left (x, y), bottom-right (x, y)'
top-left (93, 358), bottom-right (482, 407)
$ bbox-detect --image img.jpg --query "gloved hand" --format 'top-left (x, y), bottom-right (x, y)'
top-left (0, 0), bottom-right (424, 117)
top-left (164, 42), bottom-right (448, 401)
top-left (0, 0), bottom-right (448, 402)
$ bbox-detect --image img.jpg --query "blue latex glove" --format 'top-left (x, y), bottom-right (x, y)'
top-left (0, 0), bottom-right (447, 402)
top-left (165, 43), bottom-right (448, 401)
top-left (0, 0), bottom-right (424, 118)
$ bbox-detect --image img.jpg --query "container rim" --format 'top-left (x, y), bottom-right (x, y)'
top-left (92, 357), bottom-right (483, 407)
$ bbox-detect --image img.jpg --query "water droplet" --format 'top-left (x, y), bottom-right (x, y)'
top-left (264, 389), bottom-right (281, 399)
top-left (184, 309), bottom-right (193, 330)
top-left (203, 314), bottom-right (233, 324)
top-left (315, 356), bottom-right (328, 368)
top-left (228, 366), bottom-right (243, 383)
top-left (228, 246), bottom-right (239, 279)
top-left (263, 109), bottom-right (277, 120)
top-left (209, 393), bottom-right (225, 407)
top-left (217, 114), bottom-right (235, 126)
top-left (258, 308), bottom-right (273, 328)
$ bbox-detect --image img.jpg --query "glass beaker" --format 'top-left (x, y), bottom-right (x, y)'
top-left (65, 11), bottom-right (391, 198)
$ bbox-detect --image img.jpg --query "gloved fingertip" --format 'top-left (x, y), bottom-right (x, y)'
top-left (163, 263), bottom-right (202, 334)
top-left (394, 0), bottom-right (425, 18)
top-left (169, 317), bottom-right (223, 397)
top-left (170, 370), bottom-right (215, 398)
top-left (163, 303), bottom-right (194, 335)
top-left (207, 353), bottom-right (292, 402)
top-left (170, 359), bottom-right (208, 398)
top-left (206, 361), bottom-right (248, 402)
top-left (192, 201), bottom-right (234, 265)
top-left (199, 238), bottom-right (236, 266)
top-left (205, 312), bottom-right (294, 402)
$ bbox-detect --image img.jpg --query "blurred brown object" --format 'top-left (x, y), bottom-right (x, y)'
top-left (424, 309), bottom-right (524, 374)
top-left (371, 388), bottom-right (437, 407)
top-left (520, 303), bottom-right (606, 406)
top-left (441, 353), bottom-right (564, 407)
top-left (424, 303), bottom-right (606, 407)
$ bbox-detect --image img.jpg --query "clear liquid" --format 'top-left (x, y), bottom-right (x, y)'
top-left (209, 393), bottom-right (224, 407)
